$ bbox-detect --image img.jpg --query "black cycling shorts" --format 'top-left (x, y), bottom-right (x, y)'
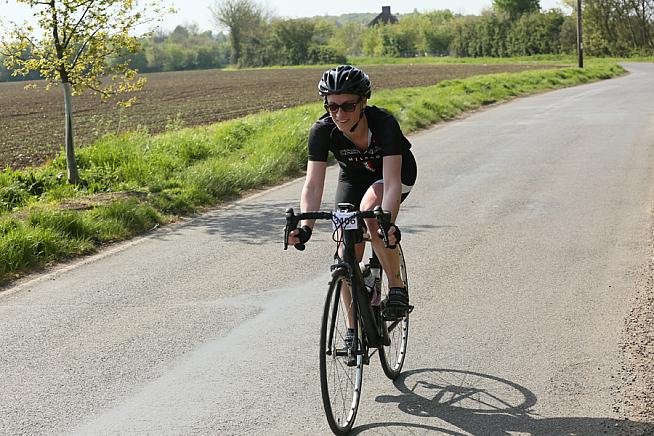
top-left (334, 151), bottom-right (416, 209)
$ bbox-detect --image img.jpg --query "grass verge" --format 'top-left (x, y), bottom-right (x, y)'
top-left (0, 61), bottom-right (625, 286)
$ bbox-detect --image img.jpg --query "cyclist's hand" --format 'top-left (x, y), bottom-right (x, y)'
top-left (378, 223), bottom-right (401, 248)
top-left (387, 224), bottom-right (401, 247)
top-left (288, 225), bottom-right (312, 249)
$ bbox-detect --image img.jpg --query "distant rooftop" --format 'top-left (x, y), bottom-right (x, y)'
top-left (368, 6), bottom-right (399, 26)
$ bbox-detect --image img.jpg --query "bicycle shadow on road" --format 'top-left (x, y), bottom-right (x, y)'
top-left (352, 368), bottom-right (654, 435)
top-left (152, 199), bottom-right (446, 245)
top-left (148, 199), bottom-right (293, 244)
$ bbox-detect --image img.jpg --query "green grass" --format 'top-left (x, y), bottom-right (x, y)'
top-left (0, 60), bottom-right (625, 285)
top-left (351, 54), bottom-right (578, 66)
top-left (221, 54), bottom-right (576, 72)
top-left (0, 198), bottom-right (160, 280)
top-left (218, 54), bottom-right (653, 72)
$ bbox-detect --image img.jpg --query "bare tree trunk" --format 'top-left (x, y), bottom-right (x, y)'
top-left (63, 81), bottom-right (79, 184)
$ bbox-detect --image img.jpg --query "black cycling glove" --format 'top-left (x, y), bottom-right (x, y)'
top-left (296, 225), bottom-right (313, 244)
top-left (378, 222), bottom-right (401, 249)
top-left (292, 225), bottom-right (313, 251)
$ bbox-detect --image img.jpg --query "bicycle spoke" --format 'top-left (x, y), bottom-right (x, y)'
top-left (378, 243), bottom-right (410, 380)
top-left (320, 273), bottom-right (362, 434)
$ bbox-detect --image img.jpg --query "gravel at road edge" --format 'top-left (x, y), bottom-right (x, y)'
top-left (617, 215), bottom-right (654, 427)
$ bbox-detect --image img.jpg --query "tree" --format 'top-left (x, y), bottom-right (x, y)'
top-left (508, 11), bottom-right (565, 55)
top-left (494, 0), bottom-right (541, 19)
top-left (210, 0), bottom-right (268, 66)
top-left (329, 22), bottom-right (366, 56)
top-left (417, 10), bottom-right (456, 55)
top-left (582, 0), bottom-right (654, 55)
top-left (0, 0), bottom-right (172, 184)
top-left (272, 18), bottom-right (315, 65)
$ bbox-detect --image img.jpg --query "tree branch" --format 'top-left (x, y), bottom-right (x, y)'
top-left (49, 0), bottom-right (64, 59)
top-left (63, 0), bottom-right (96, 48)
top-left (70, 25), bottom-right (102, 69)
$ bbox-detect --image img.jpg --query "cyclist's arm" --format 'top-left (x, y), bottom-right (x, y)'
top-left (300, 160), bottom-right (327, 228)
top-left (381, 155), bottom-right (402, 222)
top-left (287, 161), bottom-right (326, 247)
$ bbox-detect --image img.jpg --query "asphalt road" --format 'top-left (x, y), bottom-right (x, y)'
top-left (2, 63), bottom-right (654, 435)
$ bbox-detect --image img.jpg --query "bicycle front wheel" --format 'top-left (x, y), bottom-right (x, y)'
top-left (319, 271), bottom-right (363, 435)
top-left (379, 243), bottom-right (410, 380)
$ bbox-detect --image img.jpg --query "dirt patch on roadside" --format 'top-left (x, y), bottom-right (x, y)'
top-left (616, 221), bottom-right (654, 427)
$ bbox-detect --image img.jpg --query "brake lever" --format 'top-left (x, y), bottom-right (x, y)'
top-left (284, 208), bottom-right (295, 250)
top-left (373, 206), bottom-right (392, 248)
top-left (284, 208), bottom-right (305, 251)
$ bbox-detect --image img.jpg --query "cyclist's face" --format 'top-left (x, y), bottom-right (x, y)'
top-left (326, 94), bottom-right (365, 132)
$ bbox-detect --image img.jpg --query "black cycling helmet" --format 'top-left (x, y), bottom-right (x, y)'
top-left (318, 65), bottom-right (371, 99)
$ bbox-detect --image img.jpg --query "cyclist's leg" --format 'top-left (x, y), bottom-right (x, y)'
top-left (361, 149), bottom-right (416, 290)
top-left (335, 174), bottom-right (369, 329)
top-left (360, 182), bottom-right (405, 289)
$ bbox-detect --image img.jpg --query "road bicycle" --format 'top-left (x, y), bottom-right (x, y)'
top-left (284, 203), bottom-right (412, 435)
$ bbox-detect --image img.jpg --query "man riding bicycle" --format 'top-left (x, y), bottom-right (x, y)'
top-left (286, 65), bottom-right (417, 319)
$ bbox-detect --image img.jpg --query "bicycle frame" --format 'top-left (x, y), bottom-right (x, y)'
top-left (334, 212), bottom-right (387, 351)
top-left (286, 204), bottom-right (410, 434)
top-left (284, 204), bottom-right (392, 354)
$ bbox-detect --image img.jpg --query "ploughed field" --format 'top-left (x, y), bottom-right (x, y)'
top-left (0, 63), bottom-right (555, 169)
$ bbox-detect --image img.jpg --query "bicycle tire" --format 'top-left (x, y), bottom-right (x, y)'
top-left (319, 270), bottom-right (363, 435)
top-left (378, 243), bottom-right (410, 380)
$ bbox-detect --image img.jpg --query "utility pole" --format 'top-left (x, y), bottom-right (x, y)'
top-left (576, 0), bottom-right (584, 68)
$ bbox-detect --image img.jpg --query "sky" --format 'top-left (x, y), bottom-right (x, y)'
top-left (1, 0), bottom-right (569, 33)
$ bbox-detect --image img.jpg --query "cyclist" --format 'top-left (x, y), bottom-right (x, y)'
top-left (287, 64), bottom-right (417, 319)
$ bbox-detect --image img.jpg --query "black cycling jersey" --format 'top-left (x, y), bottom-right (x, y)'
top-left (307, 105), bottom-right (417, 209)
top-left (308, 105), bottom-right (417, 188)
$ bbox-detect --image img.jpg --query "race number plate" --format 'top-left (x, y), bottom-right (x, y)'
top-left (332, 211), bottom-right (358, 230)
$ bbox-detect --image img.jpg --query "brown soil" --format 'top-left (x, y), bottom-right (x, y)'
top-left (0, 63), bottom-right (557, 169)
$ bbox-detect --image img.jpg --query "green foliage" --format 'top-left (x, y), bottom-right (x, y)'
top-left (450, 11), bottom-right (570, 57)
top-left (362, 14), bottom-right (458, 57)
top-left (378, 23), bottom-right (419, 57)
top-left (582, 0), bottom-right (654, 56)
top-left (329, 22), bottom-right (367, 57)
top-left (450, 15), bottom-right (510, 57)
top-left (1, 0), bottom-right (171, 100)
top-left (494, 0), bottom-right (541, 20)
top-left (109, 25), bottom-right (230, 73)
top-left (416, 11), bottom-right (457, 55)
top-left (0, 52), bottom-right (42, 81)
top-left (210, 0), bottom-right (269, 65)
top-left (0, 167), bottom-right (67, 212)
top-left (507, 11), bottom-right (566, 55)
top-left (273, 19), bottom-right (316, 65)
top-left (307, 46), bottom-right (347, 64)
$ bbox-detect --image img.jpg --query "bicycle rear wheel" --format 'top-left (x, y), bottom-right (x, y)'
top-left (320, 271), bottom-right (363, 435)
top-left (379, 243), bottom-right (410, 380)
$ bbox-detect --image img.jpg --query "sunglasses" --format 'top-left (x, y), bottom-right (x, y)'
top-left (324, 98), bottom-right (361, 113)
